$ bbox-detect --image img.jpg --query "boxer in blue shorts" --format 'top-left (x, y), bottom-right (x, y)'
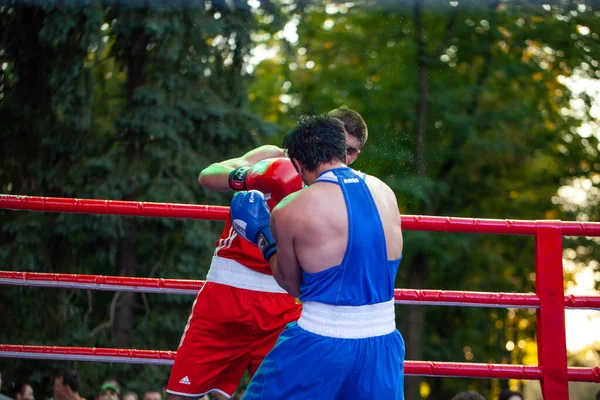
top-left (230, 115), bottom-right (405, 399)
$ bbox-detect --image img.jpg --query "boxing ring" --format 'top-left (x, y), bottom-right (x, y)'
top-left (1, 195), bottom-right (599, 400)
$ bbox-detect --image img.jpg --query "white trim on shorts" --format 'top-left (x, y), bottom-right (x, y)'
top-left (166, 388), bottom-right (232, 399)
top-left (206, 256), bottom-right (287, 294)
top-left (297, 299), bottom-right (396, 339)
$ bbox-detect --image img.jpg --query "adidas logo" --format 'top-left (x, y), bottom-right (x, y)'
top-left (179, 376), bottom-right (191, 385)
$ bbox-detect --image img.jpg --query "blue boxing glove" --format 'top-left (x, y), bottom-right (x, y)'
top-left (230, 190), bottom-right (277, 261)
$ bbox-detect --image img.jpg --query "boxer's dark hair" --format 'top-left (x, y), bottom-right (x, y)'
top-left (327, 107), bottom-right (368, 147)
top-left (283, 115), bottom-right (346, 172)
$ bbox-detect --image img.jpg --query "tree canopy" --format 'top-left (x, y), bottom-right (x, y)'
top-left (1, 1), bottom-right (598, 399)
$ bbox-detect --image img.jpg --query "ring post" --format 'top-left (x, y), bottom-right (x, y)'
top-left (535, 221), bottom-right (568, 399)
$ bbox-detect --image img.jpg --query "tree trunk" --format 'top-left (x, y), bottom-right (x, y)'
top-left (112, 23), bottom-right (147, 347)
top-left (403, 251), bottom-right (430, 399)
top-left (405, 1), bottom-right (498, 397)
top-left (415, 29), bottom-right (428, 176)
top-left (403, 2), bottom-right (431, 399)
top-left (114, 220), bottom-right (137, 347)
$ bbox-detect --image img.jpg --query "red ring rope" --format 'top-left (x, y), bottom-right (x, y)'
top-left (0, 344), bottom-right (598, 382)
top-left (2, 194), bottom-right (600, 235)
top-left (1, 271), bottom-right (599, 309)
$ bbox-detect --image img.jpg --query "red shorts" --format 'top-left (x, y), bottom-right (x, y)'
top-left (166, 280), bottom-right (301, 398)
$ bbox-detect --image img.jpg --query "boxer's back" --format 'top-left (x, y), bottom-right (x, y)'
top-left (288, 168), bottom-right (402, 275)
top-left (280, 167), bottom-right (402, 305)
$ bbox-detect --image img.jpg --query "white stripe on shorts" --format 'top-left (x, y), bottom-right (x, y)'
top-left (206, 256), bottom-right (287, 294)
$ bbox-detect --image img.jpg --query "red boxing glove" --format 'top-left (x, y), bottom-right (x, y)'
top-left (245, 158), bottom-right (303, 206)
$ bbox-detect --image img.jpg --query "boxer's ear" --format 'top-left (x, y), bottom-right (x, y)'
top-left (291, 158), bottom-right (302, 175)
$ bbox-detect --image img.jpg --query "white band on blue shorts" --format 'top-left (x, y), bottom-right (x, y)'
top-left (206, 256), bottom-right (287, 294)
top-left (297, 299), bottom-right (396, 339)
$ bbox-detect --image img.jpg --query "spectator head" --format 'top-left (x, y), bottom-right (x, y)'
top-left (102, 379), bottom-right (120, 396)
top-left (98, 383), bottom-right (118, 396)
top-left (13, 383), bottom-right (34, 400)
top-left (97, 383), bottom-right (118, 400)
top-left (52, 370), bottom-right (80, 400)
top-left (120, 391), bottom-right (138, 400)
top-left (451, 391), bottom-right (485, 400)
top-left (595, 389), bottom-right (600, 400)
top-left (499, 389), bottom-right (524, 400)
top-left (141, 390), bottom-right (161, 400)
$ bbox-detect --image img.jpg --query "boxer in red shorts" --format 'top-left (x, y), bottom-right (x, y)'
top-left (166, 108), bottom-right (368, 400)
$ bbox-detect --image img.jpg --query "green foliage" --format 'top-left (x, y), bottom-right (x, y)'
top-left (248, 1), bottom-right (600, 398)
top-left (1, 0), bottom-right (284, 395)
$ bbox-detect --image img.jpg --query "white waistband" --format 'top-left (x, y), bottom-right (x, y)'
top-left (206, 256), bottom-right (287, 294)
top-left (297, 299), bottom-right (396, 339)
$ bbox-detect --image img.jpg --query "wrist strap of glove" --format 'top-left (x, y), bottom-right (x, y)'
top-left (257, 227), bottom-right (276, 261)
top-left (229, 166), bottom-right (250, 191)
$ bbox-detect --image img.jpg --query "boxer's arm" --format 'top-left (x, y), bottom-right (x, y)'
top-left (269, 208), bottom-right (302, 297)
top-left (197, 145), bottom-right (285, 192)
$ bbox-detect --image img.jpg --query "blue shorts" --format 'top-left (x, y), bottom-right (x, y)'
top-left (242, 322), bottom-right (405, 400)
